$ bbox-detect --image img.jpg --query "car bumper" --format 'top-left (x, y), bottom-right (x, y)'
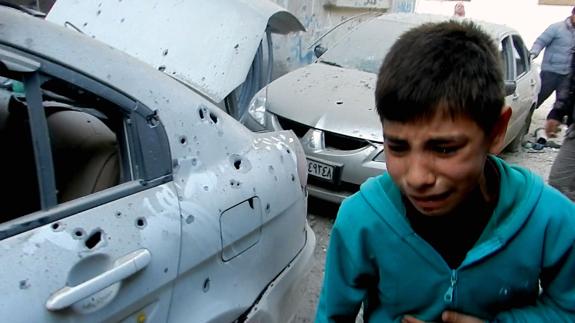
top-left (244, 221), bottom-right (316, 323)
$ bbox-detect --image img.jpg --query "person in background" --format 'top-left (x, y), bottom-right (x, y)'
top-left (546, 47), bottom-right (575, 201)
top-left (530, 7), bottom-right (575, 108)
top-left (453, 2), bottom-right (465, 18)
top-left (315, 20), bottom-right (575, 323)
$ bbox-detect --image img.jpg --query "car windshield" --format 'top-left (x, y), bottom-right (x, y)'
top-left (319, 19), bottom-right (416, 74)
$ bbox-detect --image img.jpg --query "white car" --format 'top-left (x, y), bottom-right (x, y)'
top-left (243, 13), bottom-right (541, 203)
top-left (0, 5), bottom-right (314, 322)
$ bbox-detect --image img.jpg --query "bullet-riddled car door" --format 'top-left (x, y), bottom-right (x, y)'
top-left (0, 47), bottom-right (180, 322)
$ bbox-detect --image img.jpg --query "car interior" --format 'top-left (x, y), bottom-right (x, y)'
top-left (0, 73), bottom-right (122, 222)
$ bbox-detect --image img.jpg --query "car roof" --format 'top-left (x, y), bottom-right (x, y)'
top-left (374, 12), bottom-right (517, 41)
top-left (0, 6), bottom-right (207, 112)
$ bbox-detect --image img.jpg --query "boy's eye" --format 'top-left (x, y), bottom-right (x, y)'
top-left (386, 144), bottom-right (409, 153)
top-left (432, 145), bottom-right (460, 155)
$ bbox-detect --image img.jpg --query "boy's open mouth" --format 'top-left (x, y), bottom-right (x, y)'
top-left (409, 191), bottom-right (453, 211)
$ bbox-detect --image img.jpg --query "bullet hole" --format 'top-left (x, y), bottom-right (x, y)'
top-left (51, 222), bottom-right (61, 231)
top-left (209, 111), bottom-right (218, 124)
top-left (73, 229), bottom-right (85, 240)
top-left (233, 158), bottom-right (242, 170)
top-left (186, 215), bottom-right (195, 224)
top-left (291, 174), bottom-right (296, 182)
top-left (120, 18), bottom-right (125, 23)
top-left (83, 22), bottom-right (88, 27)
top-left (164, 268), bottom-right (169, 273)
top-left (179, 136), bottom-right (187, 145)
top-left (19, 279), bottom-right (30, 290)
top-left (336, 100), bottom-right (343, 105)
top-left (202, 278), bottom-right (210, 292)
top-left (115, 211), bottom-right (122, 218)
top-left (203, 185), bottom-right (209, 191)
top-left (230, 179), bottom-right (241, 188)
top-left (234, 44), bottom-right (239, 49)
top-left (158, 65), bottom-right (166, 72)
top-left (163, 49), bottom-right (169, 56)
top-left (198, 107), bottom-right (206, 120)
top-left (265, 203), bottom-right (271, 214)
top-left (85, 230), bottom-right (103, 249)
top-left (268, 165), bottom-right (274, 173)
top-left (191, 158), bottom-right (198, 166)
top-left (96, 10), bottom-right (101, 15)
top-left (286, 148), bottom-right (291, 154)
top-left (136, 217), bottom-right (147, 229)
top-left (248, 198), bottom-right (255, 209)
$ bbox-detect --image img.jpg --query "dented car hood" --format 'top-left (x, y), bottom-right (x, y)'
top-left (266, 63), bottom-right (383, 142)
top-left (47, 0), bottom-right (304, 103)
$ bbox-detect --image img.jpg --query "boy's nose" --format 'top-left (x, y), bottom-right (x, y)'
top-left (405, 155), bottom-right (435, 190)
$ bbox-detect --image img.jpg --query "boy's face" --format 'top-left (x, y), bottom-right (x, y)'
top-left (383, 110), bottom-right (506, 216)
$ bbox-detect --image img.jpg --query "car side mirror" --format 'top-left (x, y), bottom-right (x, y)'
top-left (314, 44), bottom-right (327, 58)
top-left (504, 81), bottom-right (516, 96)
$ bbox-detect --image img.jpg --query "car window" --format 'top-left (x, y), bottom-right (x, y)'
top-left (511, 35), bottom-right (529, 77)
top-left (500, 36), bottom-right (513, 81)
top-left (0, 47), bottom-right (171, 235)
top-left (0, 73), bottom-right (127, 221)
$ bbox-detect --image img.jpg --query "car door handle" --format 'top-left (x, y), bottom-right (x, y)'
top-left (45, 248), bottom-right (151, 311)
top-left (530, 79), bottom-right (536, 86)
top-left (512, 94), bottom-right (519, 101)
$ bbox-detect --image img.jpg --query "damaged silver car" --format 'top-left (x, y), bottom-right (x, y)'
top-left (0, 5), bottom-right (314, 322)
top-left (46, 0), bottom-right (305, 121)
top-left (243, 13), bottom-right (540, 203)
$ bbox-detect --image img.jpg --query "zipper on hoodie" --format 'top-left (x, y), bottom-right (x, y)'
top-left (443, 270), bottom-right (458, 304)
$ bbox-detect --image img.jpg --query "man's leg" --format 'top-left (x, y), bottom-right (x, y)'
top-left (537, 71), bottom-right (565, 108)
top-left (549, 127), bottom-right (575, 201)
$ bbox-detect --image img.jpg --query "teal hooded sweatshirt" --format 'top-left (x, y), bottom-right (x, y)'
top-left (316, 156), bottom-right (575, 322)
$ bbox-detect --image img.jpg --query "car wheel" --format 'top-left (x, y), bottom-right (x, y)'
top-left (506, 105), bottom-right (535, 153)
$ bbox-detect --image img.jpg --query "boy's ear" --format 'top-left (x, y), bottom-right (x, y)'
top-left (489, 106), bottom-right (512, 154)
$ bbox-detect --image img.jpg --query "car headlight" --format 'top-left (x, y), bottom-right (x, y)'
top-left (247, 94), bottom-right (267, 126)
top-left (373, 149), bottom-right (385, 162)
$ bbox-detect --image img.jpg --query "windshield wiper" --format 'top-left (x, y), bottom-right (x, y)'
top-left (319, 60), bottom-right (342, 68)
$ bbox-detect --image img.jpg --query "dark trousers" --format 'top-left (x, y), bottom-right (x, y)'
top-left (537, 71), bottom-right (569, 108)
top-left (549, 125), bottom-right (575, 201)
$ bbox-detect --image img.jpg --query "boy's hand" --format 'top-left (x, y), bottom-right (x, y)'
top-left (402, 311), bottom-right (486, 323)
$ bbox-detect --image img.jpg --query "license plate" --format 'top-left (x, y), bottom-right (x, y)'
top-left (307, 159), bottom-right (335, 182)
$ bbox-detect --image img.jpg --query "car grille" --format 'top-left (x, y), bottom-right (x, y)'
top-left (276, 115), bottom-right (369, 151)
top-left (276, 115), bottom-right (309, 138)
top-left (324, 132), bottom-right (368, 150)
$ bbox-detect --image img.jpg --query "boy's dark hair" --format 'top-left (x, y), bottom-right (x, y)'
top-left (375, 20), bottom-right (505, 134)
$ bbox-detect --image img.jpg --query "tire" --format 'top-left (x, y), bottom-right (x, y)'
top-left (506, 105), bottom-right (535, 153)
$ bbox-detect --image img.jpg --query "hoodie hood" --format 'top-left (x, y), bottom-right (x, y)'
top-left (358, 156), bottom-right (544, 266)
top-left (266, 63), bottom-right (383, 142)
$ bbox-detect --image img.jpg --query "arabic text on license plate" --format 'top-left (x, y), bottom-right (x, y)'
top-left (307, 159), bottom-right (334, 181)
